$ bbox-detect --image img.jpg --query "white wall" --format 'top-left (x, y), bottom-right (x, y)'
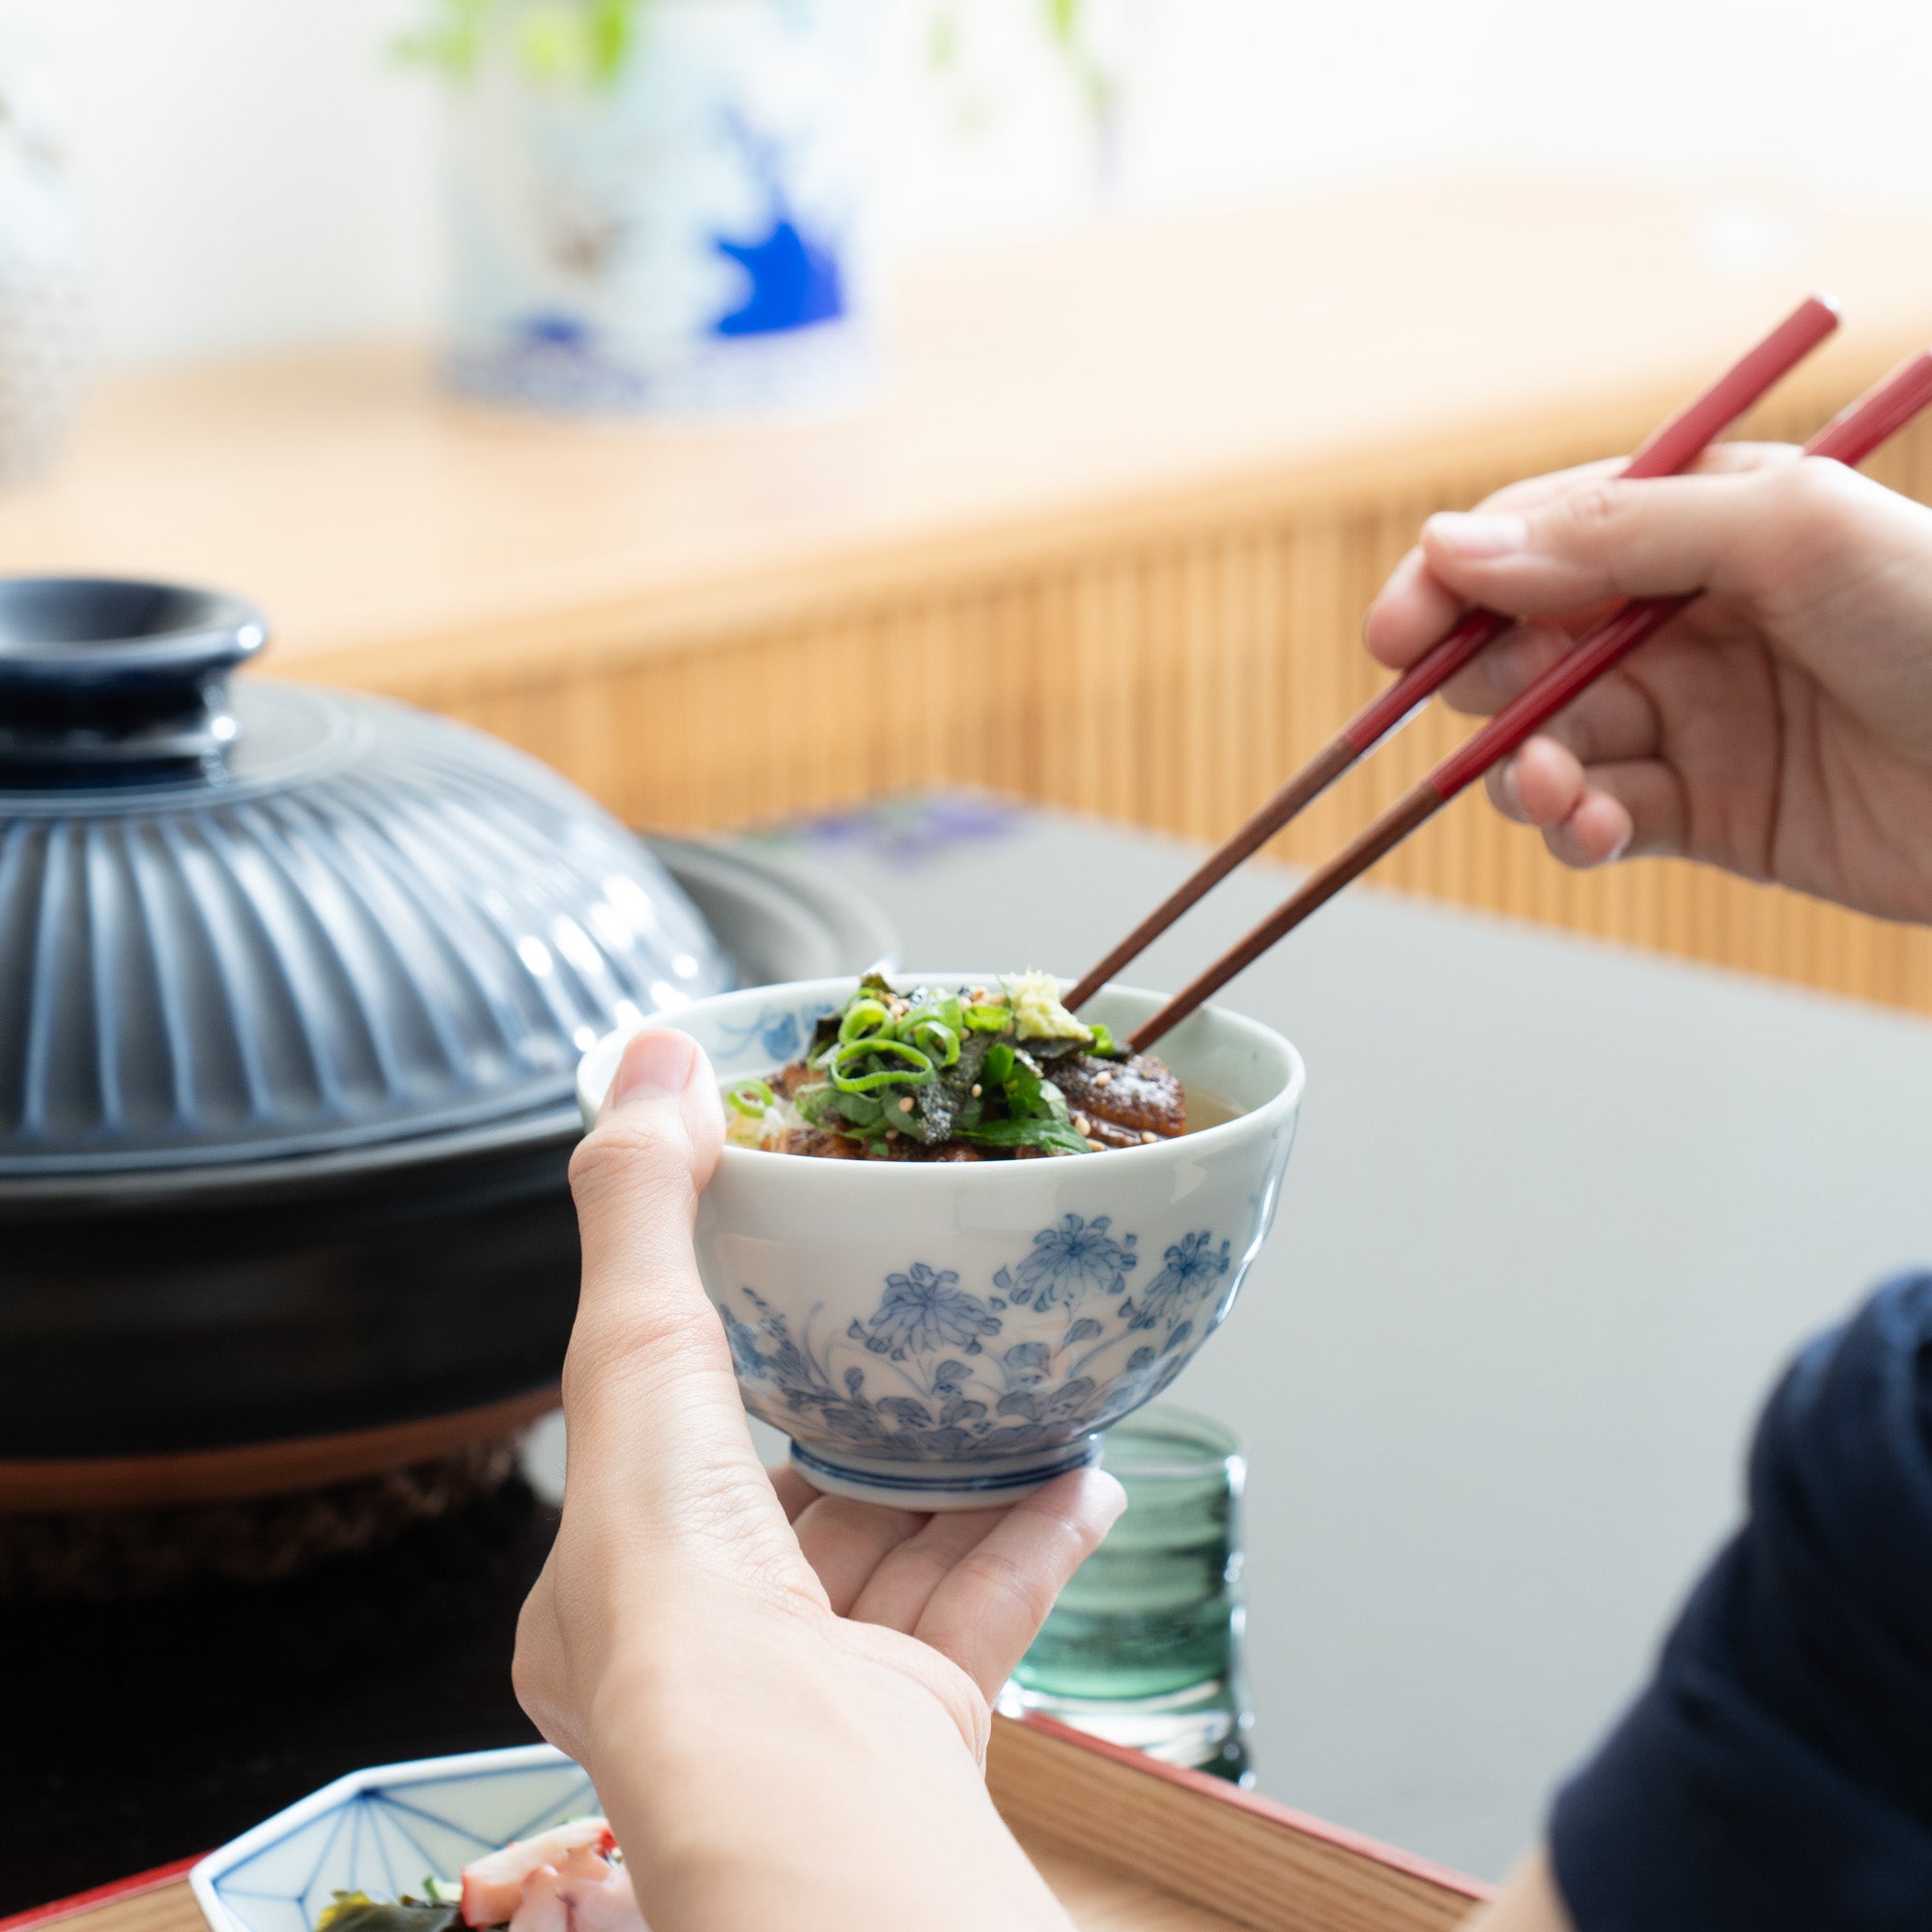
top-left (10, 0), bottom-right (1932, 370)
top-left (0, 1), bottom-right (440, 366)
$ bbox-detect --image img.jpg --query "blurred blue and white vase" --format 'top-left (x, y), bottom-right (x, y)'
top-left (0, 45), bottom-right (88, 483)
top-left (442, 0), bottom-right (880, 417)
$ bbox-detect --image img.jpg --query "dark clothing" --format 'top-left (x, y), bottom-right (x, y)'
top-left (1552, 1272), bottom-right (1932, 1929)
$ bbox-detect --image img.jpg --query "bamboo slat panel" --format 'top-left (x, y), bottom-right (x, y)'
top-left (406, 386), bottom-right (1932, 1019)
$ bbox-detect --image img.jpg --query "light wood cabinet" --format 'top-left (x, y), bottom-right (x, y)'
top-left (12, 180), bottom-right (1932, 1014)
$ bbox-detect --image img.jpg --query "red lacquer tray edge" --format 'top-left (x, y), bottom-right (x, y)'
top-left (0, 1858), bottom-right (202, 1932)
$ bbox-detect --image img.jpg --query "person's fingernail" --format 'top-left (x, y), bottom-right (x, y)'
top-left (1606, 828), bottom-right (1634, 864)
top-left (1427, 511), bottom-right (1528, 558)
top-left (1498, 757), bottom-right (1526, 816)
top-left (1094, 1469), bottom-right (1128, 1531)
top-left (607, 1029), bottom-right (699, 1110)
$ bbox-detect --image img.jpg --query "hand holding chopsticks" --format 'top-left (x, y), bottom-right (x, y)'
top-left (1097, 327), bottom-right (1932, 1052)
top-left (1063, 295), bottom-right (1842, 1011)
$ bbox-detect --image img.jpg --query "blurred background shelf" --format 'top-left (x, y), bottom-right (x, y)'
top-left (11, 179), bottom-right (1932, 1014)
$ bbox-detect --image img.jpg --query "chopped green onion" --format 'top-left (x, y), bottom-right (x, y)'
top-left (838, 997), bottom-right (894, 1044)
top-left (1089, 1022), bottom-right (1116, 1056)
top-left (904, 1017), bottom-right (960, 1066)
top-left (962, 1002), bottom-right (1011, 1033)
top-left (827, 1037), bottom-right (933, 1093)
top-left (724, 1077), bottom-right (777, 1117)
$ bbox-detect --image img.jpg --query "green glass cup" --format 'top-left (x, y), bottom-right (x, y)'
top-left (1003, 1405), bottom-right (1252, 1782)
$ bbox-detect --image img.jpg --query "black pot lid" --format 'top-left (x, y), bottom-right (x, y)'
top-left (0, 577), bottom-right (732, 1176)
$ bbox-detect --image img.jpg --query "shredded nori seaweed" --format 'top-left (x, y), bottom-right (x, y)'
top-left (318, 1895), bottom-right (461, 1932)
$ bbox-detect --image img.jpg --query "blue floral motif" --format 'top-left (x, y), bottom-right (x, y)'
top-left (706, 1002), bottom-right (825, 1065)
top-left (852, 1264), bottom-right (1002, 1361)
top-left (721, 1217), bottom-right (1233, 1464)
top-left (1001, 1213), bottom-right (1137, 1313)
top-left (1122, 1231), bottom-right (1233, 1332)
top-left (760, 1010), bottom-right (804, 1061)
top-left (724, 1316), bottom-right (776, 1380)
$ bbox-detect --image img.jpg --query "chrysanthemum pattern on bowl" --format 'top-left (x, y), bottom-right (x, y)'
top-left (722, 1213), bottom-right (1235, 1464)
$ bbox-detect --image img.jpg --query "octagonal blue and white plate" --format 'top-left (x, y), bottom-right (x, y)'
top-left (190, 1745), bottom-right (597, 1932)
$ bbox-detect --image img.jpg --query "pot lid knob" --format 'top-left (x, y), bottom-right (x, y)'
top-left (0, 576), bottom-right (267, 783)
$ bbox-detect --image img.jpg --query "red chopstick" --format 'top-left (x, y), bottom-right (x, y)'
top-left (1129, 347), bottom-right (1932, 1053)
top-left (1064, 294), bottom-right (1841, 1010)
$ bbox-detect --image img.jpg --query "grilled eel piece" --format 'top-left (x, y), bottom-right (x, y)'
top-left (1044, 1051), bottom-right (1186, 1150)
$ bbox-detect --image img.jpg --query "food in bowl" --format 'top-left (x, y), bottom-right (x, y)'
top-left (317, 1818), bottom-right (644, 1932)
top-left (721, 971), bottom-right (1185, 1160)
top-left (577, 974), bottom-right (1303, 1510)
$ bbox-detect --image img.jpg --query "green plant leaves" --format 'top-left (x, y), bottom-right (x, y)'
top-left (395, 0), bottom-right (646, 88)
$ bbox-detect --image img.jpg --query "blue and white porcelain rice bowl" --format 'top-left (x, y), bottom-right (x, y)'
top-left (575, 977), bottom-right (1304, 1509)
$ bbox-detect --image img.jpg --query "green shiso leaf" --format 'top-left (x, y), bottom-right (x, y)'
top-left (955, 1113), bottom-right (1091, 1155)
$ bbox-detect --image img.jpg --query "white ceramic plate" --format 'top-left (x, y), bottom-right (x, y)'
top-left (191, 1745), bottom-right (596, 1932)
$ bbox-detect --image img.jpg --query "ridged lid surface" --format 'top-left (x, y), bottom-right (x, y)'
top-left (0, 579), bottom-right (730, 1177)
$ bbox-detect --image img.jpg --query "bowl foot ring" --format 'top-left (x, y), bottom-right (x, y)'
top-left (787, 1435), bottom-right (1103, 1511)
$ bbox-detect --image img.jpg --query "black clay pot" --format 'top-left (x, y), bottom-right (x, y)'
top-left (0, 580), bottom-right (894, 1485)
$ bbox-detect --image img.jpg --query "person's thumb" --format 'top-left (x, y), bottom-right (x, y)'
top-left (562, 1029), bottom-right (776, 1549)
top-left (1415, 458), bottom-right (1821, 616)
top-left (575, 1025), bottom-right (724, 1255)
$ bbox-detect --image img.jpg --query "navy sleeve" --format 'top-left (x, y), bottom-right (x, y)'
top-left (1550, 1271), bottom-right (1932, 1931)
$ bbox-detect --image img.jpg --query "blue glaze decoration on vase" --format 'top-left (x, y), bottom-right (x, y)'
top-left (434, 0), bottom-right (881, 417)
top-left (710, 113), bottom-right (847, 336)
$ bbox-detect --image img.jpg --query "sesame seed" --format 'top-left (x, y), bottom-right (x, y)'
top-left (970, 1083), bottom-right (982, 1097)
top-left (1072, 1113), bottom-right (1090, 1135)
top-left (898, 1095), bottom-right (915, 1113)
top-left (1083, 1137), bottom-right (1099, 1151)
top-left (1094, 1069), bottom-right (1112, 1086)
